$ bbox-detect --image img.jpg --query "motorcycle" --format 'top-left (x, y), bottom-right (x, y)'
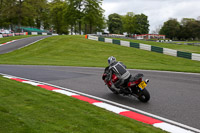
top-left (102, 67), bottom-right (150, 102)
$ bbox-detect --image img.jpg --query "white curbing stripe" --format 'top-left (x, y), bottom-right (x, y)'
top-left (3, 75), bottom-right (14, 79)
top-left (53, 89), bottom-right (79, 96)
top-left (153, 123), bottom-right (194, 133)
top-left (22, 81), bottom-right (42, 86)
top-left (93, 102), bottom-right (128, 114)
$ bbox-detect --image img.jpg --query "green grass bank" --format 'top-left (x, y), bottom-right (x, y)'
top-left (0, 35), bottom-right (199, 73)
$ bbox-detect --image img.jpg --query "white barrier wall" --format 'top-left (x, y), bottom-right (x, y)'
top-left (32, 32), bottom-right (38, 35)
top-left (42, 33), bottom-right (47, 35)
top-left (140, 43), bottom-right (151, 51)
top-left (88, 36), bottom-right (98, 41)
top-left (0, 34), bottom-right (3, 38)
top-left (105, 38), bottom-right (113, 43)
top-left (192, 53), bottom-right (200, 61)
top-left (120, 40), bottom-right (130, 47)
top-left (163, 48), bottom-right (177, 57)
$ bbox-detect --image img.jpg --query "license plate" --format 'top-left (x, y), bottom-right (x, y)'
top-left (138, 81), bottom-right (147, 90)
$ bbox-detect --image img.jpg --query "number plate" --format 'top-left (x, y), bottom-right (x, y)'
top-left (138, 81), bottom-right (147, 90)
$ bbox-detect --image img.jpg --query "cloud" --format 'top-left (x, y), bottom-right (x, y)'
top-left (102, 0), bottom-right (200, 33)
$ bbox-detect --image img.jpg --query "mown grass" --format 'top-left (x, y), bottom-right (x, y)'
top-left (0, 35), bottom-right (199, 73)
top-left (110, 37), bottom-right (200, 54)
top-left (0, 35), bottom-right (36, 44)
top-left (0, 76), bottom-right (165, 133)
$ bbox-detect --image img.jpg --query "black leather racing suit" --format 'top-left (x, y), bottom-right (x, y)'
top-left (108, 61), bottom-right (131, 88)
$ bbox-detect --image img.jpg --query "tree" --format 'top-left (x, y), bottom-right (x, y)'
top-left (122, 12), bottom-right (136, 35)
top-left (65, 0), bottom-right (84, 35)
top-left (0, 0), bottom-right (105, 34)
top-left (0, 0), bottom-right (18, 29)
top-left (24, 0), bottom-right (49, 29)
top-left (107, 13), bottom-right (123, 34)
top-left (0, 0), bottom-right (50, 31)
top-left (159, 18), bottom-right (180, 39)
top-left (184, 20), bottom-right (200, 40)
top-left (50, 0), bottom-right (69, 34)
top-left (134, 13), bottom-right (149, 34)
top-left (82, 0), bottom-right (105, 34)
top-left (179, 18), bottom-right (200, 40)
top-left (159, 17), bottom-right (200, 40)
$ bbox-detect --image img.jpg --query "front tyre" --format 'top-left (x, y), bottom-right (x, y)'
top-left (138, 88), bottom-right (150, 102)
top-left (108, 87), bottom-right (119, 94)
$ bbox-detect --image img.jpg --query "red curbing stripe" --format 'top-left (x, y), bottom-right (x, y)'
top-left (37, 85), bottom-right (61, 91)
top-left (11, 78), bottom-right (27, 82)
top-left (120, 111), bottom-right (163, 125)
top-left (72, 95), bottom-right (102, 104)
top-left (1, 40), bottom-right (17, 46)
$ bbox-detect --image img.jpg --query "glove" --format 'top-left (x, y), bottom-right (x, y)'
top-left (102, 74), bottom-right (107, 80)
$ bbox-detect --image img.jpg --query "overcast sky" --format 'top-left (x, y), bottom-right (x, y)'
top-left (101, 0), bottom-right (200, 33)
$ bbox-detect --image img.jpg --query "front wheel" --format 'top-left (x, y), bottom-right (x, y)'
top-left (108, 87), bottom-right (119, 94)
top-left (138, 88), bottom-right (150, 102)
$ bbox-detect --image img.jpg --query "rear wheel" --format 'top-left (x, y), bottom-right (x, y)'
top-left (138, 88), bottom-right (150, 102)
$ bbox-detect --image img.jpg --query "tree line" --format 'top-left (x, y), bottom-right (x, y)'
top-left (159, 18), bottom-right (200, 40)
top-left (0, 0), bottom-right (150, 35)
top-left (107, 12), bottom-right (149, 35)
top-left (0, 0), bottom-right (105, 34)
top-left (1, 0), bottom-right (199, 40)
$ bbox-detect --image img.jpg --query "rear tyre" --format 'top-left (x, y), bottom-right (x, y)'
top-left (138, 88), bottom-right (150, 102)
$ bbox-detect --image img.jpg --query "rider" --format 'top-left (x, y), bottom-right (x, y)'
top-left (106, 56), bottom-right (131, 91)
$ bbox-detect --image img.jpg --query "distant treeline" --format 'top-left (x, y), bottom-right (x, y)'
top-left (0, 0), bottom-right (105, 34)
top-left (1, 0), bottom-right (199, 40)
top-left (107, 12), bottom-right (150, 35)
top-left (159, 18), bottom-right (200, 40)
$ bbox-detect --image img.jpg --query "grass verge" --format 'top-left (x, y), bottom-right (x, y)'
top-left (0, 35), bottom-right (200, 73)
top-left (0, 76), bottom-right (165, 133)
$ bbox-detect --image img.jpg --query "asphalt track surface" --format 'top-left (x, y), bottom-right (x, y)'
top-left (0, 36), bottom-right (200, 131)
top-left (0, 36), bottom-right (50, 54)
